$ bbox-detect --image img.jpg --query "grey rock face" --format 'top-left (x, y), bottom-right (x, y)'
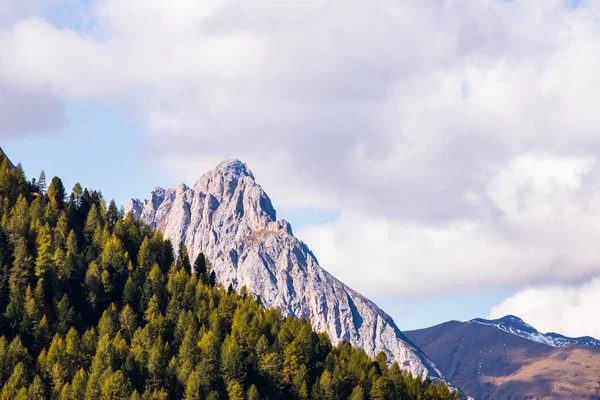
top-left (126, 159), bottom-right (442, 378)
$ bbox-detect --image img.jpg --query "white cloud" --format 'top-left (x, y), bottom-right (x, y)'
top-left (4, 0), bottom-right (600, 334)
top-left (489, 279), bottom-right (600, 339)
top-left (0, 83), bottom-right (64, 139)
top-left (298, 153), bottom-right (600, 298)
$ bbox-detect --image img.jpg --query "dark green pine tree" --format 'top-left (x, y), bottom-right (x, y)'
top-left (177, 242), bottom-right (192, 275)
top-left (47, 177), bottom-right (66, 209)
top-left (208, 270), bottom-right (216, 287)
top-left (193, 252), bottom-right (207, 281)
top-left (106, 200), bottom-right (120, 228)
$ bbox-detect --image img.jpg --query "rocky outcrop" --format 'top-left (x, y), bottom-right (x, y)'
top-left (127, 159), bottom-right (442, 378)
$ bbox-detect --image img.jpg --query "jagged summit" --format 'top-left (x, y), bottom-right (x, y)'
top-left (471, 315), bottom-right (600, 348)
top-left (210, 158), bottom-right (254, 180)
top-left (0, 147), bottom-right (15, 169)
top-left (126, 159), bottom-right (444, 380)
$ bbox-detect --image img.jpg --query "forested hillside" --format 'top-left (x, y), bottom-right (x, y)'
top-left (0, 156), bottom-right (459, 400)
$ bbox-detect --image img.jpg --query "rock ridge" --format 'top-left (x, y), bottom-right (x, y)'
top-left (126, 159), bottom-right (442, 379)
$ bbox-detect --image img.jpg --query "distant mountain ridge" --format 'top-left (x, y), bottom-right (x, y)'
top-left (471, 315), bottom-right (600, 349)
top-left (406, 319), bottom-right (600, 399)
top-left (0, 147), bottom-right (15, 169)
top-left (126, 159), bottom-right (444, 380)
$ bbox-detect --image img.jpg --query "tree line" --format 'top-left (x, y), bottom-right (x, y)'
top-left (0, 156), bottom-right (460, 399)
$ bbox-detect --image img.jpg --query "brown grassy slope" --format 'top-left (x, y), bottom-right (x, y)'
top-left (488, 346), bottom-right (600, 400)
top-left (406, 321), bottom-right (600, 400)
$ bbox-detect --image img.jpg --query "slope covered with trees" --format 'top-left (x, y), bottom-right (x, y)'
top-left (0, 156), bottom-right (459, 399)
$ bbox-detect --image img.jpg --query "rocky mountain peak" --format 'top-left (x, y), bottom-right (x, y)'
top-left (126, 159), bottom-right (444, 380)
top-left (152, 186), bottom-right (166, 195)
top-left (193, 159), bottom-right (255, 194)
top-left (473, 315), bottom-right (535, 332)
top-left (211, 158), bottom-right (254, 180)
top-left (192, 159), bottom-right (276, 223)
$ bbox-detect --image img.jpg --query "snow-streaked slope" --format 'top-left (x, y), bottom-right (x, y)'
top-left (471, 315), bottom-right (600, 349)
top-left (126, 159), bottom-right (443, 379)
top-left (406, 320), bottom-right (600, 400)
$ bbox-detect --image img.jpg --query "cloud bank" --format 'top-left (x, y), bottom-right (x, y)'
top-left (489, 279), bottom-right (600, 339)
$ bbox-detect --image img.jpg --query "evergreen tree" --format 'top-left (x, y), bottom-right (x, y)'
top-left (176, 243), bottom-right (191, 275)
top-left (38, 171), bottom-right (47, 195)
top-left (208, 271), bottom-right (216, 287)
top-left (6, 238), bottom-right (32, 326)
top-left (147, 338), bottom-right (168, 390)
top-left (98, 304), bottom-right (118, 338)
top-left (71, 183), bottom-right (83, 208)
top-left (221, 335), bottom-right (246, 385)
top-left (193, 252), bottom-right (207, 280)
top-left (106, 200), bottom-right (119, 229)
top-left (71, 369), bottom-right (88, 399)
top-left (23, 285), bottom-right (41, 332)
top-left (227, 381), bottom-right (244, 400)
top-left (47, 177), bottom-right (66, 209)
top-left (184, 370), bottom-right (201, 400)
top-left (247, 384), bottom-right (260, 400)
top-left (119, 305), bottom-right (137, 340)
top-left (27, 375), bottom-right (46, 400)
top-left (56, 294), bottom-right (75, 335)
top-left (101, 370), bottom-right (130, 400)
top-left (1, 362), bottom-right (28, 400)
top-left (137, 238), bottom-right (154, 272)
top-left (371, 376), bottom-right (395, 400)
top-left (35, 224), bottom-right (54, 278)
top-left (85, 261), bottom-right (105, 312)
top-left (206, 391), bottom-right (219, 400)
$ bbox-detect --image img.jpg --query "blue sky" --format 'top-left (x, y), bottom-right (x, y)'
top-left (8, 100), bottom-right (166, 207)
top-left (3, 0), bottom-right (600, 337)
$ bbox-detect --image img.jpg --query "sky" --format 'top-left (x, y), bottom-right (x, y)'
top-left (2, 0), bottom-right (600, 336)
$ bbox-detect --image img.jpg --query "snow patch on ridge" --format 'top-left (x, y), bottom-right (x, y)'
top-left (471, 315), bottom-right (600, 349)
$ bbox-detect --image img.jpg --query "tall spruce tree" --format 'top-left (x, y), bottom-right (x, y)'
top-left (38, 171), bottom-right (46, 195)
top-left (177, 243), bottom-right (191, 275)
top-left (193, 252), bottom-right (207, 280)
top-left (47, 177), bottom-right (66, 209)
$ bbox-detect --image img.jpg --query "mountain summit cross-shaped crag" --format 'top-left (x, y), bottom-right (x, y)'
top-left (127, 159), bottom-right (443, 379)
